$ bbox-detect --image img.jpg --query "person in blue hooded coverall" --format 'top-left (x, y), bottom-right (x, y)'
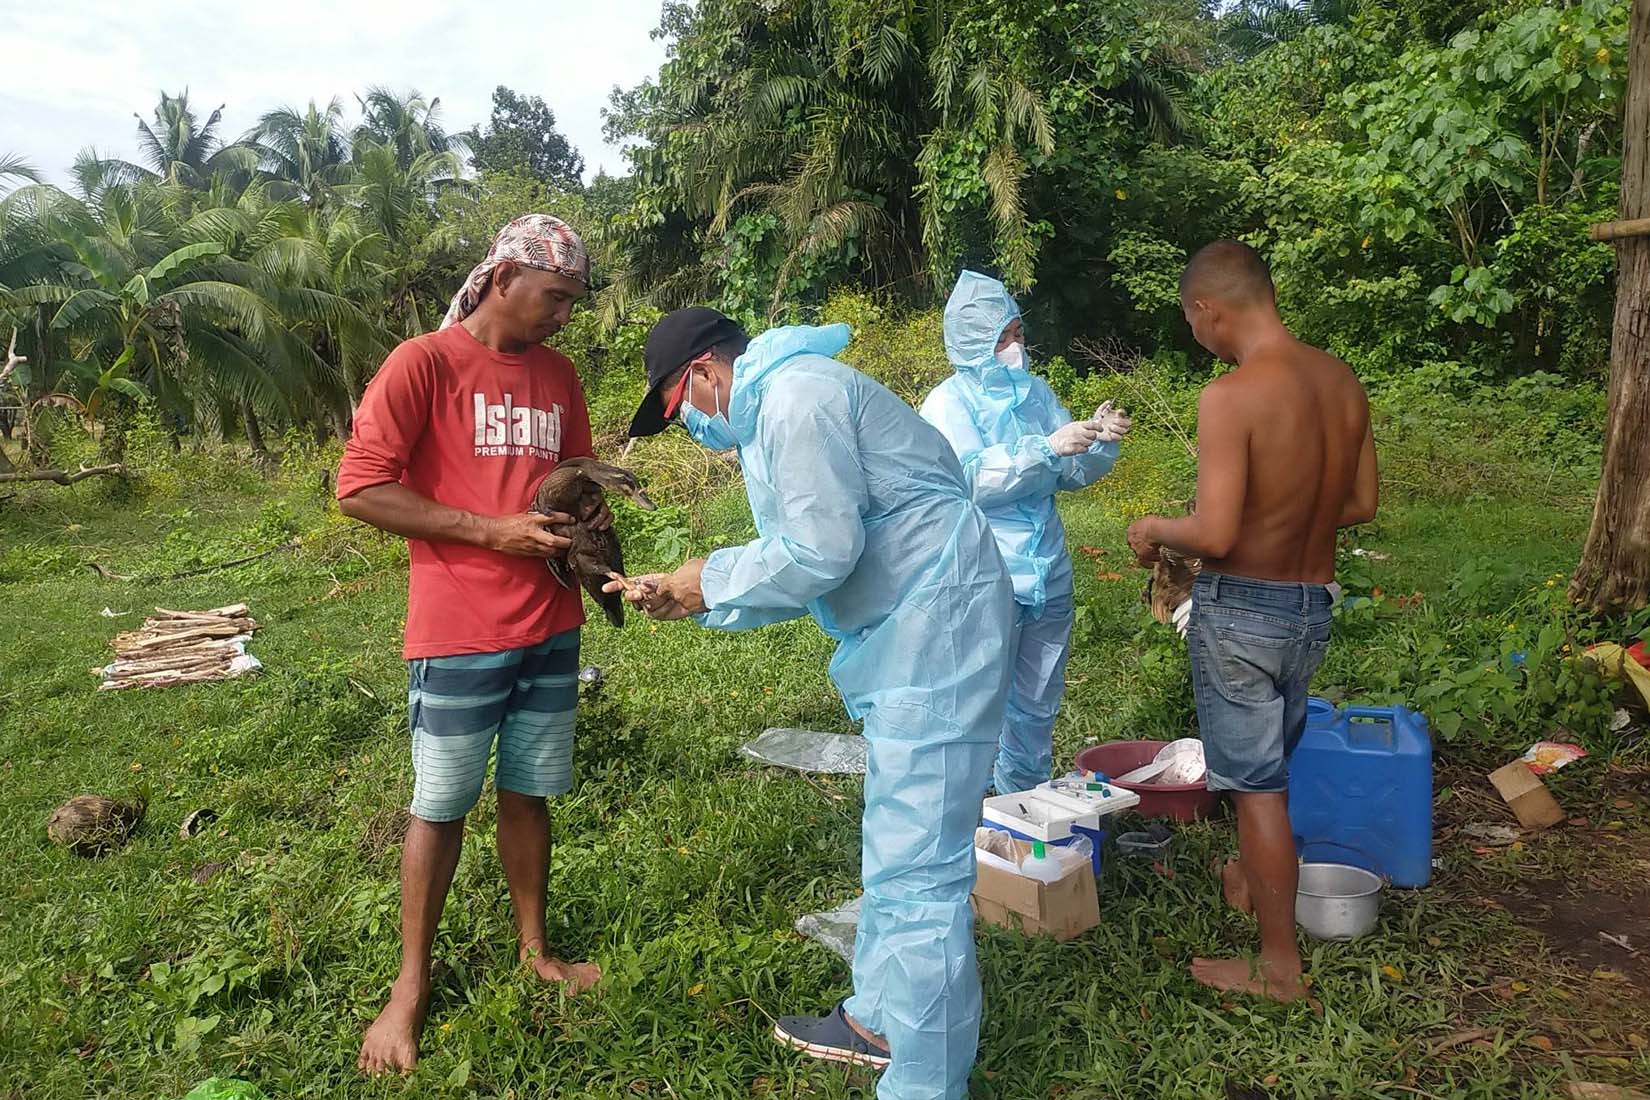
top-left (612, 307), bottom-right (1015, 1100)
top-left (920, 272), bottom-right (1131, 795)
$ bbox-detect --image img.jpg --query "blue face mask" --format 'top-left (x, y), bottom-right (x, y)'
top-left (681, 371), bottom-right (738, 452)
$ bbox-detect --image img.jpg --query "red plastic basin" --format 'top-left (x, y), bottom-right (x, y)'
top-left (1074, 740), bottom-right (1221, 822)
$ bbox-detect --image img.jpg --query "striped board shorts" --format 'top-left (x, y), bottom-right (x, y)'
top-left (407, 629), bottom-right (580, 822)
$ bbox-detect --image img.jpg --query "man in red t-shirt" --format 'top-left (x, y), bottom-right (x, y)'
top-left (338, 215), bottom-right (605, 1077)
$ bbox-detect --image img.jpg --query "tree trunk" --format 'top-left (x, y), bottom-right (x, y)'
top-left (1574, 0), bottom-right (1650, 611)
top-left (242, 399), bottom-right (269, 458)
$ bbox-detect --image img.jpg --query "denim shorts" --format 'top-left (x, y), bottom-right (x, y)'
top-left (1188, 573), bottom-right (1332, 794)
top-left (407, 629), bottom-right (580, 822)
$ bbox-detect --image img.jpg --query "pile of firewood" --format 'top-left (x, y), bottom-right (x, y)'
top-left (97, 604), bottom-right (262, 691)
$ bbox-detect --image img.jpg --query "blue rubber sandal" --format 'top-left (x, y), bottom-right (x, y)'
top-left (773, 1001), bottom-right (891, 1069)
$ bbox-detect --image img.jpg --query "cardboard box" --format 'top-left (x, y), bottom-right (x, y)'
top-left (971, 838), bottom-right (1100, 941)
top-left (1488, 760), bottom-right (1565, 829)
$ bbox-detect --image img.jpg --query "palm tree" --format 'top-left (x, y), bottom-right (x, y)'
top-left (608, 0), bottom-right (1201, 318)
top-left (0, 154), bottom-right (40, 193)
top-left (353, 87), bottom-right (468, 171)
top-left (132, 90), bottom-right (259, 189)
top-left (69, 92), bottom-right (259, 214)
top-left (242, 98), bottom-right (354, 207)
top-left (0, 175), bottom-right (385, 445)
top-left (1217, 0), bottom-right (1359, 58)
top-left (352, 139), bottom-right (468, 336)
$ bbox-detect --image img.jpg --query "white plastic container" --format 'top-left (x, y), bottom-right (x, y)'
top-left (1018, 839), bottom-right (1080, 883)
top-left (981, 792), bottom-right (1094, 841)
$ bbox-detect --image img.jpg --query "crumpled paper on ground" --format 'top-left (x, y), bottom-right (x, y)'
top-left (1520, 741), bottom-right (1587, 774)
top-left (795, 896), bottom-right (861, 964)
top-left (740, 728), bottom-right (868, 775)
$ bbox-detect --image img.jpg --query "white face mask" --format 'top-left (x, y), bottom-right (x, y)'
top-left (996, 341), bottom-right (1027, 371)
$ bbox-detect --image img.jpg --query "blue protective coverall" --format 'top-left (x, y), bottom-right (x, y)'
top-left (919, 272), bottom-right (1119, 794)
top-left (695, 323), bottom-right (1015, 1100)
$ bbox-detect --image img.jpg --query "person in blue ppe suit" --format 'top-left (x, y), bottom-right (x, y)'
top-left (610, 307), bottom-right (1015, 1100)
top-left (920, 271), bottom-right (1132, 795)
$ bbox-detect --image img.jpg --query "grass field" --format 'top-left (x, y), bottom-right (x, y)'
top-left (1, 419), bottom-right (1647, 1100)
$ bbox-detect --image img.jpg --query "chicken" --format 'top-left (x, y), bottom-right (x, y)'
top-left (532, 458), bottom-right (657, 627)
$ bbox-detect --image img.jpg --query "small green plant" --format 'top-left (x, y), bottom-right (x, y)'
top-left (618, 501), bottom-right (694, 573)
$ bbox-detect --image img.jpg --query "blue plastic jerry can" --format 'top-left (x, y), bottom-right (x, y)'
top-left (1287, 699), bottom-right (1433, 888)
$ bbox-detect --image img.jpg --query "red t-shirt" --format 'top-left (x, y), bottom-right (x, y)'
top-left (336, 324), bottom-right (593, 659)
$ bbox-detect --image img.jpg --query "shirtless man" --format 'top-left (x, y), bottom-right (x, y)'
top-left (1126, 240), bottom-right (1377, 1003)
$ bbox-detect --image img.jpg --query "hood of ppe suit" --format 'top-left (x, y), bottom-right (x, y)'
top-left (726, 322), bottom-right (853, 444)
top-left (943, 270), bottom-right (1024, 388)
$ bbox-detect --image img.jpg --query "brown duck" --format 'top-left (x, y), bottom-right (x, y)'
top-left (1145, 546), bottom-right (1201, 626)
top-left (1143, 503), bottom-right (1201, 629)
top-left (532, 458), bottom-right (656, 627)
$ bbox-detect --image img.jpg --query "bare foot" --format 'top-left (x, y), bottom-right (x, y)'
top-left (521, 942), bottom-right (602, 994)
top-left (1190, 956), bottom-right (1309, 1004)
top-left (1220, 857), bottom-right (1253, 914)
top-left (358, 979), bottom-right (430, 1076)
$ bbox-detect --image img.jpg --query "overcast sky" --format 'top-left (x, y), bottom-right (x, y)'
top-left (0, 0), bottom-right (673, 187)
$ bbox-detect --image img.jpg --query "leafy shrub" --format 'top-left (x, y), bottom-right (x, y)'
top-left (554, 307), bottom-right (658, 438)
top-left (0, 543), bottom-right (83, 585)
top-left (1328, 554), bottom-right (1616, 750)
top-left (827, 293), bottom-right (951, 406)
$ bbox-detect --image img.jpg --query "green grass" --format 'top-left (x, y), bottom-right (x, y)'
top-left (2, 420), bottom-right (1647, 1100)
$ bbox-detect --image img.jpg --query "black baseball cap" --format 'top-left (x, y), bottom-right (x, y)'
top-left (628, 307), bottom-right (747, 438)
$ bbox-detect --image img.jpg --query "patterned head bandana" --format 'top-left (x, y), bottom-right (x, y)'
top-left (439, 213), bottom-right (590, 330)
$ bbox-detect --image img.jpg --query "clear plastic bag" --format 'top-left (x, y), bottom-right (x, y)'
top-left (794, 896), bottom-right (861, 963)
top-left (739, 728), bottom-right (868, 775)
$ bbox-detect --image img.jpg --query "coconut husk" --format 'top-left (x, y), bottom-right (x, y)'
top-left (47, 795), bottom-right (145, 856)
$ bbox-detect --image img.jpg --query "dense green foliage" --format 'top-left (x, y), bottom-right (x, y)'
top-left (0, 89), bottom-right (562, 451)
top-left (1, 0), bottom-right (1629, 458)
top-left (605, 0), bottom-right (1626, 375)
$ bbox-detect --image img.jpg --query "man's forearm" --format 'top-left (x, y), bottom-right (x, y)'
top-left (1142, 513), bottom-right (1233, 560)
top-left (339, 482), bottom-right (498, 549)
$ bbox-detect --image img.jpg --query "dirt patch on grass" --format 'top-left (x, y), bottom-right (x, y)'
top-left (1435, 759), bottom-right (1650, 1030)
top-left (1485, 876), bottom-right (1650, 993)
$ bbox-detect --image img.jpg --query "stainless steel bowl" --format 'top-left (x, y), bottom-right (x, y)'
top-left (1296, 862), bottom-right (1383, 941)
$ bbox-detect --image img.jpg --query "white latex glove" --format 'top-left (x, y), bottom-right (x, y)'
top-left (1089, 401), bottom-right (1132, 443)
top-left (1048, 420), bottom-right (1102, 457)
